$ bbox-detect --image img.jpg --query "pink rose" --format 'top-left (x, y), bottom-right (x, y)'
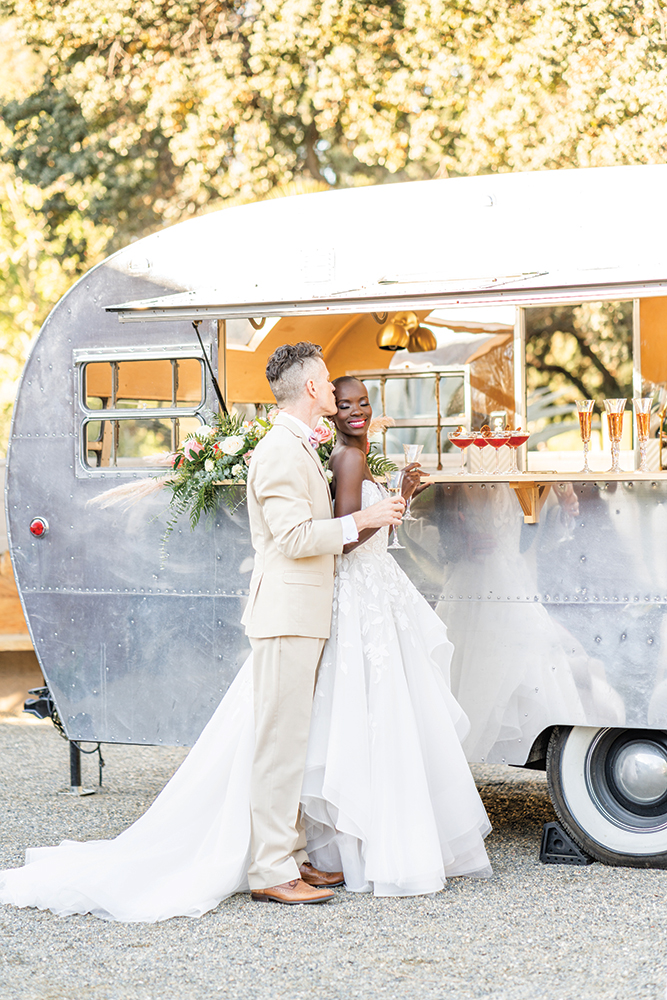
top-left (311, 423), bottom-right (333, 445)
top-left (183, 439), bottom-right (204, 460)
top-left (243, 449), bottom-right (254, 466)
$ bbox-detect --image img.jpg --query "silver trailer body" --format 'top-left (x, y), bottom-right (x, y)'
top-left (7, 163), bottom-right (667, 863)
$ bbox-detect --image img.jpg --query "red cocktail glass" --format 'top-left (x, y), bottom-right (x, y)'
top-left (472, 432), bottom-right (491, 476)
top-left (486, 431), bottom-right (512, 474)
top-left (447, 430), bottom-right (475, 474)
top-left (507, 431), bottom-right (530, 474)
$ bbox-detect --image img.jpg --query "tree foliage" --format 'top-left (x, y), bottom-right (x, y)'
top-left (2, 0), bottom-right (667, 262)
top-left (525, 301), bottom-right (633, 414)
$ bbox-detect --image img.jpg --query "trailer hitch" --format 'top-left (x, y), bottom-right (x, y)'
top-left (24, 687), bottom-right (104, 796)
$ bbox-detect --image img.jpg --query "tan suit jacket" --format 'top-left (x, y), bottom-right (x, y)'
top-left (241, 412), bottom-right (344, 639)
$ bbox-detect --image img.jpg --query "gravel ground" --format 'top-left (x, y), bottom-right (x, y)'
top-left (0, 720), bottom-right (666, 1000)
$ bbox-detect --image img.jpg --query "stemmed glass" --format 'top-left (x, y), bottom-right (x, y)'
top-left (447, 429), bottom-right (475, 475)
top-left (506, 429), bottom-right (529, 475)
top-left (487, 430), bottom-right (511, 474)
top-left (472, 427), bottom-right (491, 476)
top-left (634, 397), bottom-right (653, 472)
top-left (402, 443), bottom-right (423, 520)
top-left (604, 398), bottom-right (626, 473)
top-left (576, 400), bottom-right (595, 474)
top-left (386, 469), bottom-right (405, 550)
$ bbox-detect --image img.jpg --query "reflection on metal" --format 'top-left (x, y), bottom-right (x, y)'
top-left (613, 741), bottom-right (667, 805)
top-left (398, 478), bottom-right (667, 765)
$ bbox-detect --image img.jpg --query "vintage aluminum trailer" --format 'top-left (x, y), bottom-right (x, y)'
top-left (7, 163), bottom-right (667, 866)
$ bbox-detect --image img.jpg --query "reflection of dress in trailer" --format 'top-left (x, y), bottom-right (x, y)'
top-left (437, 485), bottom-right (624, 762)
top-left (0, 481), bottom-right (491, 922)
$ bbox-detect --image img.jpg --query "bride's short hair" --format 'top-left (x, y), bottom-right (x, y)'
top-left (266, 342), bottom-right (324, 404)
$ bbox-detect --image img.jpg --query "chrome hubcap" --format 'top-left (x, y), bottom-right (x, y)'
top-left (613, 742), bottom-right (667, 806)
top-left (584, 729), bottom-right (667, 831)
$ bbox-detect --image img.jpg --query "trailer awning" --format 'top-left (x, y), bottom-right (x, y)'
top-left (105, 267), bottom-right (667, 323)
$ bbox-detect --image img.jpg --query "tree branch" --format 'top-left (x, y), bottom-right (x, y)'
top-left (304, 121), bottom-right (325, 182)
top-left (527, 357), bottom-right (590, 399)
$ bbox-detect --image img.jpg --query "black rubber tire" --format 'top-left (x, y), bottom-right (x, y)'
top-left (546, 726), bottom-right (667, 868)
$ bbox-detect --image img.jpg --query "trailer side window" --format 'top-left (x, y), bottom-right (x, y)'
top-left (81, 358), bottom-right (205, 469)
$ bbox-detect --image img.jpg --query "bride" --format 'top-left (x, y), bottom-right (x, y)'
top-left (0, 378), bottom-right (492, 922)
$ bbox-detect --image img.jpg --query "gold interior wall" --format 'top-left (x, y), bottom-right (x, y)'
top-left (639, 297), bottom-right (667, 385)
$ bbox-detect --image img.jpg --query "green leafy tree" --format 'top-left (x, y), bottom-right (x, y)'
top-left (3, 0), bottom-right (667, 264)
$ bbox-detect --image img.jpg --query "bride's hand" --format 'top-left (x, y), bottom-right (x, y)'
top-left (401, 462), bottom-right (422, 500)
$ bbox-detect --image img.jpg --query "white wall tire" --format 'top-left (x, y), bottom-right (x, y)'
top-left (546, 726), bottom-right (667, 867)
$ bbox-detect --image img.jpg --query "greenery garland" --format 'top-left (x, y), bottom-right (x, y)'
top-left (160, 412), bottom-right (397, 548)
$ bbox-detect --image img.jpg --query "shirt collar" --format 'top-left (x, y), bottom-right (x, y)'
top-left (281, 412), bottom-right (316, 440)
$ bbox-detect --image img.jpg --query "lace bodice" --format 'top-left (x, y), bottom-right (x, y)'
top-left (342, 478), bottom-right (390, 561)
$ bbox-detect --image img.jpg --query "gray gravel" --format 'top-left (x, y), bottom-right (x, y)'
top-left (0, 720), bottom-right (666, 1000)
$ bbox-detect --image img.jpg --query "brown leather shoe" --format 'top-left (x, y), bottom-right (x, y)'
top-left (299, 861), bottom-right (345, 887)
top-left (250, 879), bottom-right (334, 905)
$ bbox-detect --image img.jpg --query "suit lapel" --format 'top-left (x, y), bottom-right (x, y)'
top-left (274, 412), bottom-right (333, 507)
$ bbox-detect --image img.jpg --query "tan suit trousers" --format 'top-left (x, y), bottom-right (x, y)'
top-left (247, 634), bottom-right (326, 890)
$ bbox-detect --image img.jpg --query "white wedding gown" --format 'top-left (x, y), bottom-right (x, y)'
top-left (0, 482), bottom-right (491, 922)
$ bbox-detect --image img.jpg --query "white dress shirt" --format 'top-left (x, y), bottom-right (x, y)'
top-left (281, 412), bottom-right (359, 545)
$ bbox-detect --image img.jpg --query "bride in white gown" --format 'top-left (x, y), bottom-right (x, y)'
top-left (0, 379), bottom-right (491, 922)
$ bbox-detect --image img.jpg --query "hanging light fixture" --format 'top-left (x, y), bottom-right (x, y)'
top-left (392, 311), bottom-right (418, 333)
top-left (407, 326), bottom-right (437, 353)
top-left (376, 320), bottom-right (410, 351)
top-left (376, 311), bottom-right (436, 352)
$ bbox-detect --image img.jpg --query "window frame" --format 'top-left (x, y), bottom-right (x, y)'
top-left (346, 365), bottom-right (471, 471)
top-left (74, 346), bottom-right (209, 477)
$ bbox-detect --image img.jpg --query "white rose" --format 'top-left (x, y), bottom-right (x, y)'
top-left (198, 425), bottom-right (215, 437)
top-left (231, 463), bottom-right (245, 478)
top-left (204, 459), bottom-right (215, 472)
top-left (326, 470), bottom-right (333, 482)
top-left (220, 435), bottom-right (245, 456)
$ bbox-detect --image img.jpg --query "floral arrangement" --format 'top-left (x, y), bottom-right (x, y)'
top-left (90, 410), bottom-right (397, 549)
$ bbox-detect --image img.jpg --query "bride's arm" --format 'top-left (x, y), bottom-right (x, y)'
top-left (330, 447), bottom-right (386, 554)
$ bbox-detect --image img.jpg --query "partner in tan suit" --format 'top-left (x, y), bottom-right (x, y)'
top-left (242, 342), bottom-right (404, 904)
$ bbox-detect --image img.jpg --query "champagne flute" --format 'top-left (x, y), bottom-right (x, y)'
top-left (604, 398), bottom-right (626, 473)
top-left (634, 397), bottom-right (653, 472)
top-left (402, 443), bottom-right (423, 521)
top-left (576, 400), bottom-right (595, 474)
top-left (386, 470), bottom-right (405, 550)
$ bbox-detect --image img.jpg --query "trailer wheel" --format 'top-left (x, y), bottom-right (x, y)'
top-left (546, 726), bottom-right (667, 867)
